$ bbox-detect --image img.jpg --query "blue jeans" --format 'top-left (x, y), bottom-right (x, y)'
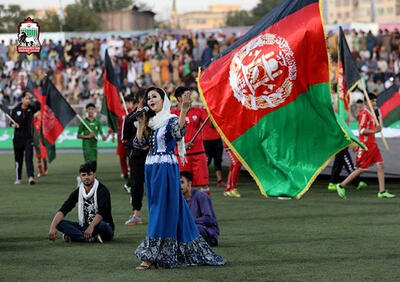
top-left (56, 220), bottom-right (114, 242)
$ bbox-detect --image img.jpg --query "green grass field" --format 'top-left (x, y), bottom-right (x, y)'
top-left (1, 152), bottom-right (400, 281)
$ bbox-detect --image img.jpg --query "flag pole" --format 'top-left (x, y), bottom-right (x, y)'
top-left (189, 116), bottom-right (210, 145)
top-left (360, 80), bottom-right (390, 151)
top-left (76, 114), bottom-right (98, 141)
top-left (5, 113), bottom-right (18, 126)
top-left (119, 91), bottom-right (128, 115)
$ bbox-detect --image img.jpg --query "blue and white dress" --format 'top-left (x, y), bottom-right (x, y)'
top-left (134, 116), bottom-right (226, 268)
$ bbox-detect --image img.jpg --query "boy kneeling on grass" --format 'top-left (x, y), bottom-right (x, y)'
top-left (48, 162), bottom-right (114, 243)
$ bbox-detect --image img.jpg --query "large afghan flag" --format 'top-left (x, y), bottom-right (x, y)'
top-left (377, 84), bottom-right (400, 127)
top-left (41, 77), bottom-right (77, 162)
top-left (198, 0), bottom-right (361, 198)
top-left (101, 49), bottom-right (125, 132)
top-left (337, 26), bottom-right (361, 124)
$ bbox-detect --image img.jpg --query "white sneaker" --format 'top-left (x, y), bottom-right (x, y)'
top-left (14, 179), bottom-right (21, 185)
top-left (37, 173), bottom-right (42, 178)
top-left (28, 177), bottom-right (35, 185)
top-left (123, 184), bottom-right (131, 194)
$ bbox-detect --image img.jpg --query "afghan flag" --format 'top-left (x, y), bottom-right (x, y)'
top-left (377, 84), bottom-right (400, 127)
top-left (101, 49), bottom-right (125, 132)
top-left (337, 26), bottom-right (361, 124)
top-left (198, 0), bottom-right (361, 199)
top-left (26, 78), bottom-right (48, 157)
top-left (41, 77), bottom-right (77, 162)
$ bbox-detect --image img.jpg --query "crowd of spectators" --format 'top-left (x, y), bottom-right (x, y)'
top-left (1, 28), bottom-right (400, 125)
top-left (328, 28), bottom-right (400, 97)
top-left (0, 32), bottom-right (237, 113)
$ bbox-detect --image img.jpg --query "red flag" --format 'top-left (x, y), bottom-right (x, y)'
top-left (101, 49), bottom-right (125, 132)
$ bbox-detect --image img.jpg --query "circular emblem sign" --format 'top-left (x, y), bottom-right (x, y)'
top-left (229, 33), bottom-right (297, 110)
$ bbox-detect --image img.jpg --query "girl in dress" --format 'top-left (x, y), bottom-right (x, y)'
top-left (134, 87), bottom-right (226, 269)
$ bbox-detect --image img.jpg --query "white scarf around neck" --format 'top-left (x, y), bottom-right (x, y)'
top-left (148, 93), bottom-right (186, 161)
top-left (78, 179), bottom-right (99, 226)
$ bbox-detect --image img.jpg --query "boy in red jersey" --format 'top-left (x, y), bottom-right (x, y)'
top-left (336, 93), bottom-right (395, 199)
top-left (172, 87), bottom-right (210, 194)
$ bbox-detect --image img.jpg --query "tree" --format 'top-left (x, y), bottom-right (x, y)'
top-left (226, 10), bottom-right (254, 27)
top-left (40, 10), bottom-right (62, 32)
top-left (225, 0), bottom-right (285, 27)
top-left (0, 4), bottom-right (35, 33)
top-left (251, 0), bottom-right (285, 23)
top-left (63, 3), bottom-right (99, 31)
top-left (78, 0), bottom-right (133, 12)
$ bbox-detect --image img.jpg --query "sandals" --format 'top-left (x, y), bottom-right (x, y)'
top-left (136, 262), bottom-right (153, 270)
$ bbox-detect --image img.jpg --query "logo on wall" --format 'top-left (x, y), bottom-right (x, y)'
top-left (17, 17), bottom-right (41, 55)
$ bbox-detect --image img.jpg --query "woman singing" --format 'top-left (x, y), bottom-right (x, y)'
top-left (134, 87), bottom-right (226, 269)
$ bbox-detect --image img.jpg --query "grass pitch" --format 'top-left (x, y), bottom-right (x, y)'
top-left (0, 152), bottom-right (399, 281)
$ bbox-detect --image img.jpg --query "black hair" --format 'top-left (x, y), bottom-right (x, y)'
top-left (86, 103), bottom-right (96, 109)
top-left (365, 93), bottom-right (377, 101)
top-left (174, 86), bottom-right (191, 98)
top-left (180, 171), bottom-right (193, 182)
top-left (134, 88), bottom-right (146, 105)
top-left (79, 162), bottom-right (96, 173)
top-left (124, 95), bottom-right (134, 103)
top-left (356, 99), bottom-right (364, 104)
top-left (22, 91), bottom-right (31, 98)
top-left (145, 87), bottom-right (166, 117)
top-left (145, 87), bottom-right (166, 101)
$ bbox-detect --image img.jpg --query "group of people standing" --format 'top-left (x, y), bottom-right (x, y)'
top-left (46, 85), bottom-right (228, 269)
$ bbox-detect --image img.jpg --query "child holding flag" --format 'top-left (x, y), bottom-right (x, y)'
top-left (77, 103), bottom-right (108, 171)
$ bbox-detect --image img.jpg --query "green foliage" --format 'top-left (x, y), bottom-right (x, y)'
top-left (0, 4), bottom-right (35, 33)
top-left (225, 10), bottom-right (254, 27)
top-left (63, 3), bottom-right (99, 32)
top-left (39, 10), bottom-right (62, 32)
top-left (79, 0), bottom-right (133, 12)
top-left (225, 0), bottom-right (285, 27)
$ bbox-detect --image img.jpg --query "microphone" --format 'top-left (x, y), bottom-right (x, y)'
top-left (130, 106), bottom-right (149, 118)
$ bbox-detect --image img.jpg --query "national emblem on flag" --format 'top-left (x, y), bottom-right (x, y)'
top-left (198, 0), bottom-right (361, 198)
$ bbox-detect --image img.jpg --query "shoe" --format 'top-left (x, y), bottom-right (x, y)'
top-left (277, 196), bottom-right (292, 200)
top-left (44, 170), bottom-right (48, 176)
top-left (200, 187), bottom-right (210, 195)
top-left (230, 189), bottom-right (241, 198)
top-left (216, 180), bottom-right (226, 187)
top-left (28, 177), bottom-right (35, 185)
top-left (378, 190), bottom-right (395, 198)
top-left (37, 173), bottom-right (42, 178)
top-left (328, 183), bottom-right (337, 191)
top-left (125, 215), bottom-right (143, 226)
top-left (357, 181), bottom-right (367, 190)
top-left (336, 184), bottom-right (346, 199)
top-left (88, 234), bottom-right (103, 244)
top-left (14, 179), bottom-right (21, 185)
top-left (62, 234), bottom-right (71, 243)
top-left (223, 190), bottom-right (232, 197)
top-left (123, 184), bottom-right (131, 194)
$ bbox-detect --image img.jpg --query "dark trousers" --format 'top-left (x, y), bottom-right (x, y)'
top-left (56, 220), bottom-right (114, 242)
top-left (129, 150), bottom-right (147, 212)
top-left (204, 139), bottom-right (223, 170)
top-left (330, 148), bottom-right (361, 187)
top-left (13, 138), bottom-right (34, 180)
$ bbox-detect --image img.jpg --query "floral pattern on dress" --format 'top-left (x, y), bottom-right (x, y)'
top-left (135, 235), bottom-right (226, 268)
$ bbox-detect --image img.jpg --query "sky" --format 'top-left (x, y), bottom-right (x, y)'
top-left (0, 0), bottom-right (260, 20)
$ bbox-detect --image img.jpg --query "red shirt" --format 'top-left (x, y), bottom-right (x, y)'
top-left (171, 107), bottom-right (208, 154)
top-left (202, 120), bottom-right (220, 141)
top-left (358, 108), bottom-right (376, 145)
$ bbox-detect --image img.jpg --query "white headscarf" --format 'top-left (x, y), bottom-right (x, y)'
top-left (147, 88), bottom-right (186, 162)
